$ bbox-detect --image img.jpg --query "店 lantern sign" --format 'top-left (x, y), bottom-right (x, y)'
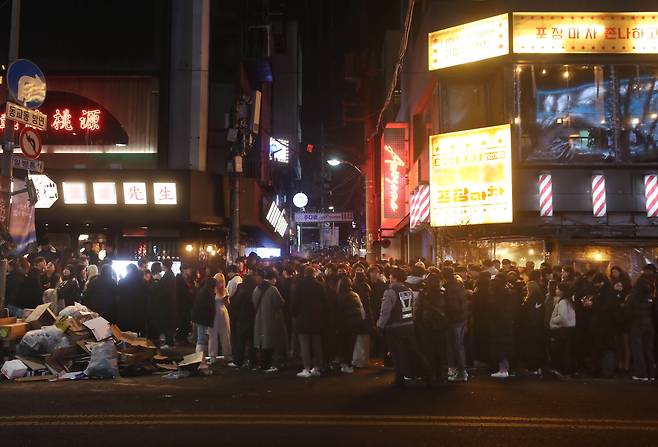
top-left (381, 123), bottom-right (409, 229)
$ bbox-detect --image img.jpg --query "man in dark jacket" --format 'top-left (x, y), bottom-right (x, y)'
top-left (175, 264), bottom-right (196, 343)
top-left (229, 271), bottom-right (257, 368)
top-left (83, 264), bottom-right (117, 322)
top-left (368, 265), bottom-right (388, 357)
top-left (159, 259), bottom-right (178, 347)
top-left (444, 267), bottom-right (469, 382)
top-left (293, 267), bottom-right (328, 378)
top-left (117, 264), bottom-right (148, 334)
top-left (17, 257), bottom-right (46, 311)
top-left (377, 268), bottom-right (430, 387)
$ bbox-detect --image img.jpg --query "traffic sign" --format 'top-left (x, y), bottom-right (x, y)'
top-left (28, 174), bottom-right (58, 209)
top-left (12, 156), bottom-right (44, 173)
top-left (7, 59), bottom-right (47, 109)
top-left (19, 128), bottom-right (42, 159)
top-left (6, 102), bottom-right (47, 130)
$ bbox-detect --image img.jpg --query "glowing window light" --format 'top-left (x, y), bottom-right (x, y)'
top-left (92, 182), bottom-right (118, 205)
top-left (153, 183), bottom-right (177, 205)
top-left (62, 182), bottom-right (87, 204)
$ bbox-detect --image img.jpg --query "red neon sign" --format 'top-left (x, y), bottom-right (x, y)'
top-left (384, 145), bottom-right (406, 213)
top-left (52, 108), bottom-right (74, 131)
top-left (380, 123), bottom-right (409, 229)
top-left (80, 109), bottom-right (101, 131)
top-left (0, 114), bottom-right (20, 131)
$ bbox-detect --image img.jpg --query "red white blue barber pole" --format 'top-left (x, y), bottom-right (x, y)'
top-left (538, 173), bottom-right (553, 217)
top-left (592, 174), bottom-right (607, 218)
top-left (645, 174), bottom-right (658, 218)
top-left (409, 184), bottom-right (430, 230)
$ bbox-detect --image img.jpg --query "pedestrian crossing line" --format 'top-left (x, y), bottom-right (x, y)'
top-left (0, 414), bottom-right (658, 431)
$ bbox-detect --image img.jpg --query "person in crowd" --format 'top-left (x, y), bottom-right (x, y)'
top-left (584, 273), bottom-right (619, 378)
top-left (471, 271), bottom-right (492, 367)
top-left (367, 265), bottom-right (388, 357)
top-left (278, 265), bottom-right (296, 348)
top-left (335, 277), bottom-right (365, 374)
top-left (175, 264), bottom-right (196, 343)
top-left (159, 258), bottom-right (178, 347)
top-left (146, 263), bottom-right (166, 347)
top-left (85, 264), bottom-right (99, 292)
top-left (30, 238), bottom-right (60, 265)
top-left (293, 267), bottom-right (327, 378)
top-left (352, 265), bottom-right (373, 368)
top-left (415, 272), bottom-right (449, 385)
top-left (83, 264), bottom-right (117, 322)
top-left (625, 277), bottom-right (656, 382)
top-left (116, 263), bottom-right (148, 334)
top-left (207, 272), bottom-right (232, 363)
top-left (252, 269), bottom-right (287, 372)
top-left (17, 257), bottom-right (46, 312)
top-left (443, 267), bottom-right (469, 382)
top-left (377, 267), bottom-right (430, 387)
top-left (519, 270), bottom-right (546, 374)
top-left (226, 265), bottom-right (243, 300)
top-left (56, 264), bottom-right (81, 309)
top-left (610, 266), bottom-right (632, 373)
top-left (45, 262), bottom-right (61, 290)
top-left (229, 269), bottom-right (257, 368)
top-left (489, 272), bottom-right (516, 378)
top-left (192, 276), bottom-right (218, 357)
top-left (81, 241), bottom-right (99, 266)
top-left (5, 258), bottom-right (26, 317)
top-left (549, 282), bottom-right (577, 377)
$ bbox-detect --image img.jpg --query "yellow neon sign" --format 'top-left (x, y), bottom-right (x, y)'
top-left (429, 124), bottom-right (513, 227)
top-left (513, 12), bottom-right (658, 54)
top-left (428, 13), bottom-right (509, 70)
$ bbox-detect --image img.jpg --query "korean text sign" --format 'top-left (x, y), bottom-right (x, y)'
top-left (513, 12), bottom-right (658, 54)
top-left (429, 124), bottom-right (513, 227)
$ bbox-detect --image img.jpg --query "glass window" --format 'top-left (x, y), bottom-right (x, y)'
top-left (516, 64), bottom-right (658, 164)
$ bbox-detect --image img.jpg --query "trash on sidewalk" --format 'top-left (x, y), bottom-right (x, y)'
top-left (24, 303), bottom-right (57, 330)
top-left (1, 359), bottom-right (28, 379)
top-left (84, 341), bottom-right (119, 379)
top-left (0, 321), bottom-right (28, 341)
top-left (82, 317), bottom-right (112, 341)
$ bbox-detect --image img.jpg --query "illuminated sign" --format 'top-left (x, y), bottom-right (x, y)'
top-left (513, 12), bottom-right (658, 54)
top-left (381, 124), bottom-right (409, 229)
top-left (592, 174), bottom-right (607, 218)
top-left (429, 124), bottom-right (513, 227)
top-left (269, 137), bottom-right (289, 163)
top-left (410, 184), bottom-right (430, 230)
top-left (93, 182), bottom-right (118, 205)
top-left (266, 202), bottom-right (288, 237)
top-left (153, 183), bottom-right (177, 205)
top-left (645, 174), bottom-right (658, 218)
top-left (428, 13), bottom-right (509, 70)
top-left (123, 182), bottom-right (147, 205)
top-left (62, 182), bottom-right (87, 205)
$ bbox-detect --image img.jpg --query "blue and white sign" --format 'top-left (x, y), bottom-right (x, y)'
top-left (7, 59), bottom-right (47, 109)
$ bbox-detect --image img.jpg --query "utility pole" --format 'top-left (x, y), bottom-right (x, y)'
top-left (0, 0), bottom-right (20, 311)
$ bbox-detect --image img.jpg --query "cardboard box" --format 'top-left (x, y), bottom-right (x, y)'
top-left (1, 359), bottom-right (28, 379)
top-left (0, 322), bottom-right (28, 341)
top-left (25, 303), bottom-right (57, 330)
top-left (82, 317), bottom-right (112, 341)
top-left (0, 316), bottom-right (17, 326)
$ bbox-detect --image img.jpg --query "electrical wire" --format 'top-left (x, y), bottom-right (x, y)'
top-left (367, 0), bottom-right (416, 142)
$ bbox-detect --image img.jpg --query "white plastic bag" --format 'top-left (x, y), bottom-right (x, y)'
top-left (84, 341), bottom-right (119, 379)
top-left (17, 325), bottom-right (71, 355)
top-left (352, 334), bottom-right (370, 368)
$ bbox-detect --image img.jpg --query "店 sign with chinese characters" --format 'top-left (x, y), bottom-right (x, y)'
top-left (429, 124), bottom-right (513, 227)
top-left (60, 181), bottom-right (178, 206)
top-left (513, 12), bottom-right (658, 54)
top-left (428, 13), bottom-right (509, 70)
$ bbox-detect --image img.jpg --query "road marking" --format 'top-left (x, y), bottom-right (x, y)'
top-left (0, 414), bottom-right (657, 431)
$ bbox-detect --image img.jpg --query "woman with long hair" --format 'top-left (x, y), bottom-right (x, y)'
top-left (549, 282), bottom-right (576, 377)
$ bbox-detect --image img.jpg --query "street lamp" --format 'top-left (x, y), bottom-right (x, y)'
top-left (327, 159), bottom-right (341, 167)
top-left (326, 159), bottom-right (362, 174)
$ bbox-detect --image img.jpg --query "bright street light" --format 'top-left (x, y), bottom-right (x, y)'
top-left (327, 159), bottom-right (341, 167)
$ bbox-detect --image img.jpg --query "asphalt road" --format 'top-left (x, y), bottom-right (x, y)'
top-left (1, 364), bottom-right (658, 447)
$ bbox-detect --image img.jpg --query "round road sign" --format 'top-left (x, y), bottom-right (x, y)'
top-left (7, 59), bottom-right (47, 109)
top-left (19, 128), bottom-right (42, 160)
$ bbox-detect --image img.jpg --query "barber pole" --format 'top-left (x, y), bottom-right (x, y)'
top-left (410, 184), bottom-right (430, 230)
top-left (538, 173), bottom-right (553, 217)
top-left (645, 174), bottom-right (658, 218)
top-left (591, 174), bottom-right (607, 218)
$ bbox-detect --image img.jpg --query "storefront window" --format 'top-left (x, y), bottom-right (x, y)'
top-left (516, 64), bottom-right (658, 164)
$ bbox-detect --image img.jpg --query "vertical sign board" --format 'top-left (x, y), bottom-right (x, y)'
top-left (381, 123), bottom-right (409, 230)
top-left (429, 124), bottom-right (513, 227)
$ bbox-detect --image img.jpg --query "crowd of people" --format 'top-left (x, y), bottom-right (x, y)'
top-left (4, 239), bottom-right (658, 386)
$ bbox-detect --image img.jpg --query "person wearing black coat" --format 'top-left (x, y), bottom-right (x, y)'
top-left (175, 264), bottom-right (196, 342)
top-left (116, 264), bottom-right (148, 334)
top-left (489, 273), bottom-right (516, 378)
top-left (5, 259), bottom-right (26, 317)
top-left (335, 277), bottom-right (365, 374)
top-left (229, 272), bottom-right (257, 368)
top-left (192, 277), bottom-right (218, 355)
top-left (83, 264), bottom-right (117, 322)
top-left (17, 259), bottom-right (46, 311)
top-left (56, 265), bottom-right (81, 308)
top-left (585, 273), bottom-right (619, 377)
top-left (292, 268), bottom-right (328, 377)
top-left (625, 277), bottom-right (656, 381)
top-left (415, 272), bottom-right (450, 384)
top-left (519, 270), bottom-right (546, 373)
top-left (471, 271), bottom-right (492, 366)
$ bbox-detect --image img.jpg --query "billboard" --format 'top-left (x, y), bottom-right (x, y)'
top-left (513, 13), bottom-right (658, 54)
top-left (428, 13), bottom-right (509, 70)
top-left (429, 124), bottom-right (513, 227)
top-left (381, 123), bottom-right (409, 230)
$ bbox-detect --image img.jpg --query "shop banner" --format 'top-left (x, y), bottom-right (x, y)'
top-left (513, 12), bottom-right (658, 54)
top-left (9, 180), bottom-right (36, 254)
top-left (429, 124), bottom-right (513, 227)
top-left (381, 123), bottom-right (409, 230)
top-left (294, 212), bottom-right (353, 223)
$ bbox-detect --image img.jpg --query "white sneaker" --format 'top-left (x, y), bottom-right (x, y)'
top-left (632, 376), bottom-right (649, 382)
top-left (227, 362), bottom-right (239, 368)
top-left (340, 364), bottom-right (354, 374)
top-left (264, 366), bottom-right (279, 373)
top-left (310, 367), bottom-right (322, 377)
top-left (449, 372), bottom-right (468, 382)
top-left (491, 371), bottom-right (509, 379)
top-left (296, 369), bottom-right (312, 379)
